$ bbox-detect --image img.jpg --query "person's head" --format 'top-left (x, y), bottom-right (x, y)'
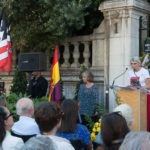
top-left (113, 104), bottom-right (134, 128)
top-left (58, 99), bottom-right (78, 133)
top-left (32, 71), bottom-right (41, 78)
top-left (35, 102), bottom-right (62, 134)
top-left (16, 98), bottom-right (34, 117)
top-left (20, 136), bottom-right (56, 150)
top-left (101, 112), bottom-right (130, 150)
top-left (0, 96), bottom-right (7, 107)
top-left (82, 70), bottom-right (94, 83)
top-left (119, 131), bottom-right (150, 150)
top-left (0, 106), bottom-right (14, 144)
top-left (130, 56), bottom-right (141, 71)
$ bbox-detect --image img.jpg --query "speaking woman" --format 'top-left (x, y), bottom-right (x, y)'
top-left (128, 56), bottom-right (150, 131)
top-left (128, 56), bottom-right (149, 87)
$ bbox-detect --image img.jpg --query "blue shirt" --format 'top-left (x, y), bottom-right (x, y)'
top-left (56, 124), bottom-right (91, 146)
top-left (78, 83), bottom-right (99, 116)
top-left (12, 116), bottom-right (40, 135)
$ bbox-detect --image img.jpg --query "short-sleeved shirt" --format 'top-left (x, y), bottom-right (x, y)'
top-left (56, 124), bottom-right (91, 146)
top-left (128, 68), bottom-right (150, 86)
top-left (78, 83), bottom-right (99, 116)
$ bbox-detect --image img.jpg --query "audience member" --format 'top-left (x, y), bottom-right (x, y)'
top-left (0, 106), bottom-right (24, 150)
top-left (119, 131), bottom-right (150, 150)
top-left (101, 112), bottom-right (130, 150)
top-left (20, 136), bottom-right (57, 150)
top-left (0, 96), bottom-right (7, 107)
top-left (34, 101), bottom-right (75, 150)
top-left (12, 98), bottom-right (40, 142)
top-left (57, 99), bottom-right (92, 150)
top-left (113, 104), bottom-right (134, 128)
top-left (94, 104), bottom-right (134, 149)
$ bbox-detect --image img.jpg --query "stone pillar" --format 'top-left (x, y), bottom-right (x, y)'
top-left (99, 0), bottom-right (150, 111)
top-left (71, 42), bottom-right (80, 68)
top-left (62, 43), bottom-right (70, 68)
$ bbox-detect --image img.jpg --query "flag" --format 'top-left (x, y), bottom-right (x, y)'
top-left (48, 45), bottom-right (61, 103)
top-left (2, 23), bottom-right (12, 72)
top-left (0, 8), bottom-right (8, 70)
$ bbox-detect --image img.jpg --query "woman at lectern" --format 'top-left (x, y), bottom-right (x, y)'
top-left (129, 56), bottom-right (150, 131)
top-left (128, 56), bottom-right (150, 88)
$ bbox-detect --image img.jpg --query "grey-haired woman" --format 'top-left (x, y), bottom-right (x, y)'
top-left (128, 56), bottom-right (149, 87)
top-left (78, 70), bottom-right (99, 125)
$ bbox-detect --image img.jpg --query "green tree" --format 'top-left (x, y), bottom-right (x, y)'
top-left (0, 0), bottom-right (105, 53)
top-left (10, 68), bottom-right (27, 95)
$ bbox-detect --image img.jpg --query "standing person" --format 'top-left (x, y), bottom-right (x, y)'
top-left (0, 106), bottom-right (24, 150)
top-left (128, 56), bottom-right (150, 87)
top-left (34, 101), bottom-right (75, 150)
top-left (57, 99), bottom-right (92, 150)
top-left (78, 70), bottom-right (99, 125)
top-left (29, 71), bottom-right (48, 98)
top-left (128, 56), bottom-right (150, 131)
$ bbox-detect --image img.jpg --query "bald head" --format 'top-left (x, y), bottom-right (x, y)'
top-left (16, 98), bottom-right (34, 117)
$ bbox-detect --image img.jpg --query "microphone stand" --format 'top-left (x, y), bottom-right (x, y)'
top-left (110, 68), bottom-right (128, 89)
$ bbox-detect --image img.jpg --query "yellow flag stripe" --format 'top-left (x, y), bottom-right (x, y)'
top-left (52, 62), bottom-right (60, 85)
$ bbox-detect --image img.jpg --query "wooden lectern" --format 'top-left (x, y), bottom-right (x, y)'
top-left (116, 87), bottom-right (147, 131)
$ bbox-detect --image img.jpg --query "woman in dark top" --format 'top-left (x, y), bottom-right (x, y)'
top-left (57, 99), bottom-right (92, 150)
top-left (101, 112), bottom-right (130, 150)
top-left (78, 70), bottom-right (99, 124)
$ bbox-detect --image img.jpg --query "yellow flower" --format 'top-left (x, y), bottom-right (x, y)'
top-left (91, 133), bottom-right (96, 141)
top-left (94, 122), bottom-right (99, 127)
top-left (99, 119), bottom-right (101, 123)
top-left (92, 127), bottom-right (96, 132)
top-left (97, 127), bottom-right (100, 132)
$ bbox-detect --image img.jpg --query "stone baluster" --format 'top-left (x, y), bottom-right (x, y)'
top-left (83, 41), bottom-right (90, 67)
top-left (62, 43), bottom-right (70, 68)
top-left (71, 42), bottom-right (80, 68)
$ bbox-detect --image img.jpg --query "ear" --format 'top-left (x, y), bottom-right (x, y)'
top-left (4, 119), bottom-right (8, 126)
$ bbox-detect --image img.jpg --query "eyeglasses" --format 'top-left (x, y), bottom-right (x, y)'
top-left (5, 112), bottom-right (14, 120)
top-left (131, 63), bottom-right (138, 65)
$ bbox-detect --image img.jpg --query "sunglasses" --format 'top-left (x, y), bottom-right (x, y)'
top-left (5, 112), bottom-right (14, 120)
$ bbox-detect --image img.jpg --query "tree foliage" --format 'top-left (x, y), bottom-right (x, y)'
top-left (10, 68), bottom-right (27, 95)
top-left (0, 0), bottom-right (104, 52)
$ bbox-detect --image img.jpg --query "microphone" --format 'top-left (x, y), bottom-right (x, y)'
top-left (110, 67), bottom-right (128, 89)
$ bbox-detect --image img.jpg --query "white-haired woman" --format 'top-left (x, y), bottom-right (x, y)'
top-left (129, 56), bottom-right (150, 88)
top-left (129, 56), bottom-right (150, 131)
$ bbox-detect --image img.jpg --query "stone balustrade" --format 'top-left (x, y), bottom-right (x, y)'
top-left (60, 35), bottom-right (92, 68)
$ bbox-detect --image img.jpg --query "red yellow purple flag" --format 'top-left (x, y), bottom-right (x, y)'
top-left (48, 45), bottom-right (61, 103)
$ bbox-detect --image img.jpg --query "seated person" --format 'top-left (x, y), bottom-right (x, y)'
top-left (119, 131), bottom-right (150, 150)
top-left (12, 98), bottom-right (40, 142)
top-left (56, 100), bottom-right (92, 150)
top-left (34, 101), bottom-right (75, 150)
top-left (0, 106), bottom-right (24, 150)
top-left (94, 104), bottom-right (134, 149)
top-left (20, 136), bottom-right (57, 150)
top-left (101, 112), bottom-right (130, 150)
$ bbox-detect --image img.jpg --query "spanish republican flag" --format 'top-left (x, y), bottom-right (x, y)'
top-left (48, 45), bottom-right (61, 103)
